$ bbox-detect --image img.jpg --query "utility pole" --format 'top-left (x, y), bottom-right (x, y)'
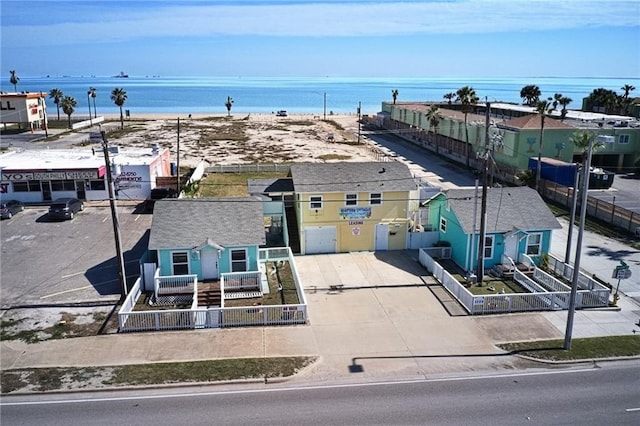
top-left (323, 92), bottom-right (327, 120)
top-left (476, 102), bottom-right (491, 285)
top-left (564, 165), bottom-right (580, 265)
top-left (357, 101), bottom-right (362, 144)
top-left (564, 134), bottom-right (595, 350)
top-left (176, 117), bottom-right (181, 193)
top-left (100, 130), bottom-right (128, 299)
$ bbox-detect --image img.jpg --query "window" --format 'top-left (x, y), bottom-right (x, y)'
top-left (231, 249), bottom-right (247, 272)
top-left (12, 182), bottom-right (29, 192)
top-left (440, 217), bottom-right (447, 233)
top-left (618, 134), bottom-right (629, 144)
top-left (51, 180), bottom-right (75, 191)
top-left (309, 195), bottom-right (323, 210)
top-left (89, 180), bottom-right (106, 190)
top-left (370, 193), bottom-right (382, 205)
top-left (484, 235), bottom-right (494, 259)
top-left (171, 252), bottom-right (189, 275)
top-left (345, 193), bottom-right (357, 206)
top-left (12, 181), bottom-right (41, 192)
top-left (526, 233), bottom-right (542, 256)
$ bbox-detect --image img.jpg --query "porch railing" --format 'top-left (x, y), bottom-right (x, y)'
top-left (221, 271), bottom-right (262, 292)
top-left (155, 274), bottom-right (197, 296)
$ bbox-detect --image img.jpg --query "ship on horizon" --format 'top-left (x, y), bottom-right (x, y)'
top-left (113, 71), bottom-right (129, 78)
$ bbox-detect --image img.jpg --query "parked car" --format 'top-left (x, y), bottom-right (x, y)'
top-left (0, 200), bottom-right (25, 219)
top-left (48, 198), bottom-right (84, 220)
top-left (276, 110), bottom-right (288, 117)
top-left (144, 187), bottom-right (178, 213)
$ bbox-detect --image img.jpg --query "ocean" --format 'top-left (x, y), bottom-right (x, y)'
top-left (3, 76), bottom-right (638, 116)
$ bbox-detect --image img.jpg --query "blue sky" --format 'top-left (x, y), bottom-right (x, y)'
top-left (2, 0), bottom-right (639, 78)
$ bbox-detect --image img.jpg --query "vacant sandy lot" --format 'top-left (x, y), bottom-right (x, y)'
top-left (104, 113), bottom-right (378, 168)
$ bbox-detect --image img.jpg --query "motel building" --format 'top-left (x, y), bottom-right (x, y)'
top-left (0, 92), bottom-right (48, 131)
top-left (0, 145), bottom-right (173, 203)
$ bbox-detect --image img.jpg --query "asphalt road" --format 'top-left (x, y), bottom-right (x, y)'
top-left (2, 362), bottom-right (639, 425)
top-left (0, 204), bottom-right (152, 306)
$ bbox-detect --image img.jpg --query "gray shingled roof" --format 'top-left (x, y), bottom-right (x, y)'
top-left (247, 178), bottom-right (294, 195)
top-left (290, 162), bottom-right (416, 193)
top-left (148, 197), bottom-right (266, 250)
top-left (445, 186), bottom-right (561, 234)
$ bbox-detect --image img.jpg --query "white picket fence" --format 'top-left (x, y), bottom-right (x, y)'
top-left (118, 247), bottom-right (307, 332)
top-left (418, 249), bottom-right (610, 315)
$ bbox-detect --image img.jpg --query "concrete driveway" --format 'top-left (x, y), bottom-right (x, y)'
top-left (293, 251), bottom-right (559, 382)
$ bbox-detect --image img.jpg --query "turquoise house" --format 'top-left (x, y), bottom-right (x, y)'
top-left (424, 186), bottom-right (561, 272)
top-left (147, 197), bottom-right (266, 280)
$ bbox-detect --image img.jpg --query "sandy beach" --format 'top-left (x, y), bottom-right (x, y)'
top-left (100, 112), bottom-right (377, 168)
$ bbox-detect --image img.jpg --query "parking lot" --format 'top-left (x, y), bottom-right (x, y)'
top-left (0, 203), bottom-right (152, 307)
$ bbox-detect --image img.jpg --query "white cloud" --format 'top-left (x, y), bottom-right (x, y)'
top-left (4, 0), bottom-right (639, 46)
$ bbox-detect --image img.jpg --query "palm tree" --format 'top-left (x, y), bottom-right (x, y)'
top-left (585, 88), bottom-right (618, 114)
top-left (225, 96), bottom-right (234, 116)
top-left (571, 130), bottom-right (605, 165)
top-left (455, 86), bottom-right (478, 167)
top-left (443, 92), bottom-right (455, 104)
top-left (534, 97), bottom-right (553, 192)
top-left (620, 84), bottom-right (636, 114)
top-left (89, 87), bottom-right (97, 118)
top-left (110, 88), bottom-right (127, 129)
top-left (60, 96), bottom-right (77, 129)
top-left (9, 70), bottom-right (20, 91)
top-left (558, 96), bottom-right (572, 121)
top-left (425, 105), bottom-right (443, 155)
top-left (48, 88), bottom-right (64, 121)
top-left (520, 85), bottom-right (541, 106)
top-left (391, 89), bottom-right (399, 105)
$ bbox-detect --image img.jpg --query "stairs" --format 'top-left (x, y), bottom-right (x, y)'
top-left (198, 283), bottom-right (221, 307)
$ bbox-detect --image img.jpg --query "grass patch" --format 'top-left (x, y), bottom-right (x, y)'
top-left (323, 119), bottom-right (345, 131)
top-left (1, 357), bottom-right (316, 393)
top-left (199, 171), bottom-right (288, 197)
top-left (105, 357), bottom-right (314, 386)
top-left (499, 335), bottom-right (640, 361)
top-left (317, 154), bottom-right (352, 161)
top-left (1, 312), bottom-right (109, 343)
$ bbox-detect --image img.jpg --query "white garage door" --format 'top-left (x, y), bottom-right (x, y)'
top-left (304, 226), bottom-right (337, 254)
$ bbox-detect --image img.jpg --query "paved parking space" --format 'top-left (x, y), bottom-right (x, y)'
top-left (0, 203), bottom-right (152, 307)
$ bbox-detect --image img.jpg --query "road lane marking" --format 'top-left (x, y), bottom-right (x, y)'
top-left (626, 407), bottom-right (640, 412)
top-left (61, 271), bottom-right (84, 279)
top-left (0, 367), bottom-right (598, 406)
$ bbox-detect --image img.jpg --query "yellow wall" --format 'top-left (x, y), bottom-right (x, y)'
top-left (297, 190), bottom-right (410, 252)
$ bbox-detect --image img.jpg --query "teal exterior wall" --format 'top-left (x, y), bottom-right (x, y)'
top-left (156, 244), bottom-right (260, 279)
top-left (425, 193), bottom-right (556, 270)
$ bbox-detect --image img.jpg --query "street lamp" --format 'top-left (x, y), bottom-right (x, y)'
top-left (563, 132), bottom-right (595, 350)
top-left (100, 129), bottom-right (128, 299)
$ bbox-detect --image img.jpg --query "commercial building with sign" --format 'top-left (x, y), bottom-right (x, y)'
top-left (0, 146), bottom-right (172, 203)
top-left (289, 162), bottom-right (419, 254)
top-left (0, 92), bottom-right (48, 131)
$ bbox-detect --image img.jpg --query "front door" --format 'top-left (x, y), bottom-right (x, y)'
top-left (201, 248), bottom-right (219, 280)
top-left (75, 180), bottom-right (86, 200)
top-left (41, 181), bottom-right (51, 202)
top-left (504, 234), bottom-right (518, 262)
top-left (375, 223), bottom-right (389, 251)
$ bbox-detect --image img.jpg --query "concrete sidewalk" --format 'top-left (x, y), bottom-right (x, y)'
top-left (2, 251), bottom-right (639, 386)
